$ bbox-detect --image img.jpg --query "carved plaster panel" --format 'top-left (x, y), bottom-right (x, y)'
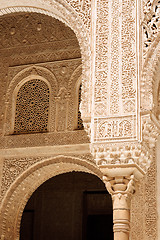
top-left (94, 0), bottom-right (109, 117)
top-left (130, 154), bottom-right (157, 240)
top-left (94, 116), bottom-right (137, 141)
top-left (93, 0), bottom-right (138, 146)
top-left (38, 0), bottom-right (92, 31)
top-left (142, 0), bottom-right (160, 56)
top-left (0, 153), bottom-right (94, 200)
top-left (65, 0), bottom-right (91, 31)
top-left (1, 156), bottom-right (46, 200)
top-left (144, 157), bottom-right (157, 239)
top-left (131, 180), bottom-right (145, 240)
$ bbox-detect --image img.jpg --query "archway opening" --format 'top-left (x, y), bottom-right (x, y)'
top-left (20, 172), bottom-right (113, 240)
top-left (1, 11), bottom-right (89, 147)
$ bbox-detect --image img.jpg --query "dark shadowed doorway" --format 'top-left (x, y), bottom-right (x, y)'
top-left (20, 172), bottom-right (113, 240)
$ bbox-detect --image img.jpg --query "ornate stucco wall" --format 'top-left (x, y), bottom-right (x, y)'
top-left (0, 0), bottom-right (160, 239)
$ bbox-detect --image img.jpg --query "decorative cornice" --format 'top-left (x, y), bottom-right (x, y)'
top-left (93, 141), bottom-right (151, 173)
top-left (92, 114), bottom-right (159, 173)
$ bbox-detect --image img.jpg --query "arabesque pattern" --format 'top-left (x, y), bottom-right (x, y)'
top-left (0, 0), bottom-right (159, 240)
top-left (14, 79), bottom-right (50, 134)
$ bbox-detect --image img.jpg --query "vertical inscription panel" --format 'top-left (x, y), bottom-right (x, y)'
top-left (93, 0), bottom-right (138, 142)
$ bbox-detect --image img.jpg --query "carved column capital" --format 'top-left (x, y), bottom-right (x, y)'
top-left (103, 175), bottom-right (136, 208)
top-left (102, 173), bottom-right (140, 240)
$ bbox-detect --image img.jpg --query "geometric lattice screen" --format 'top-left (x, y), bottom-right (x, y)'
top-left (14, 79), bottom-right (50, 134)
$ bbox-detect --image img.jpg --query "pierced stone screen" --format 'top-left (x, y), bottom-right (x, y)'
top-left (14, 79), bottom-right (49, 134)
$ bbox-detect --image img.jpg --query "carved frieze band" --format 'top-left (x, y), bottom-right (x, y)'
top-left (94, 116), bottom-right (137, 141)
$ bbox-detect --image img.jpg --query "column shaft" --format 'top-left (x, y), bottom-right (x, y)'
top-left (103, 175), bottom-right (135, 240)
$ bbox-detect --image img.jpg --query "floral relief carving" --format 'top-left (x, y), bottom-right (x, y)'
top-left (94, 0), bottom-right (108, 117)
top-left (130, 180), bottom-right (145, 240)
top-left (94, 0), bottom-right (137, 147)
top-left (110, 0), bottom-right (120, 115)
top-left (144, 155), bottom-right (157, 239)
top-left (1, 156), bottom-right (46, 200)
top-left (121, 0), bottom-right (136, 105)
top-left (65, 0), bottom-right (91, 30)
top-left (142, 0), bottom-right (160, 56)
top-left (0, 153), bottom-right (95, 201)
top-left (123, 99), bottom-right (136, 113)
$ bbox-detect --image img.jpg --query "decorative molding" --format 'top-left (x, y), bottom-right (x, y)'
top-left (0, 132), bottom-right (89, 150)
top-left (55, 87), bottom-right (69, 131)
top-left (141, 114), bottom-right (159, 153)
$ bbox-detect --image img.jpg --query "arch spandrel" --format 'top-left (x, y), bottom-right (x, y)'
top-left (0, 155), bottom-right (102, 240)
